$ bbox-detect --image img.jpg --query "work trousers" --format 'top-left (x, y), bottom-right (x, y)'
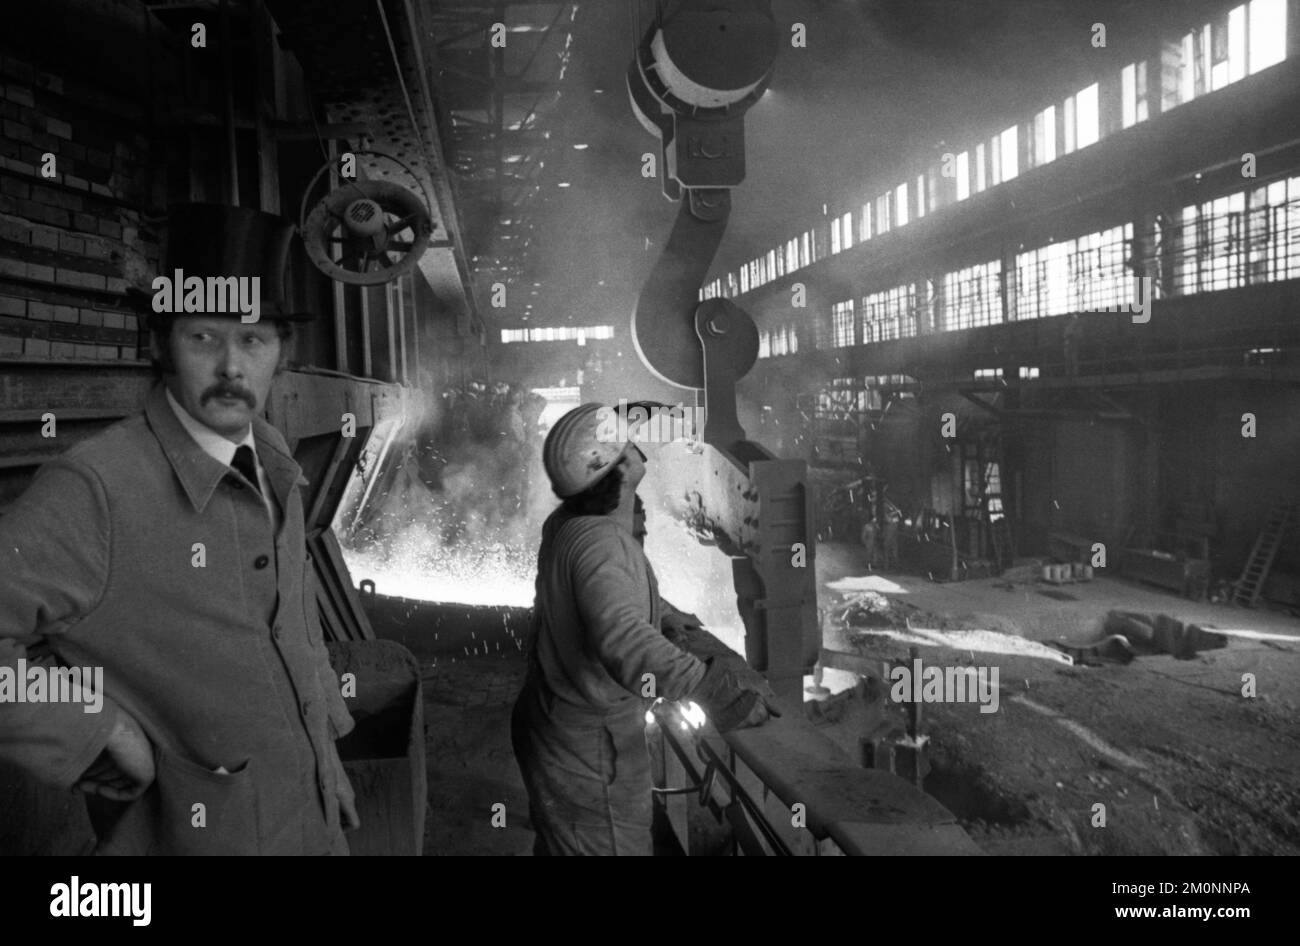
top-left (510, 675), bottom-right (653, 856)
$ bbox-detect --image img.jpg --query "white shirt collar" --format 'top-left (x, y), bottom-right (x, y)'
top-left (164, 387), bottom-right (257, 468)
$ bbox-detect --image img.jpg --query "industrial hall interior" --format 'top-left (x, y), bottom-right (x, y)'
top-left (1, 0), bottom-right (1299, 859)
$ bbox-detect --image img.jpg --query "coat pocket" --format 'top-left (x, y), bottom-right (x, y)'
top-left (150, 746), bottom-right (261, 856)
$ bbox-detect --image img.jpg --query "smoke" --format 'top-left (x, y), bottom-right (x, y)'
top-left (638, 439), bottom-right (748, 657)
top-left (339, 391), bottom-right (553, 607)
top-left (338, 389), bottom-right (764, 661)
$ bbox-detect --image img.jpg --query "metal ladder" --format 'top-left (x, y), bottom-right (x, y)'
top-left (1233, 501), bottom-right (1294, 607)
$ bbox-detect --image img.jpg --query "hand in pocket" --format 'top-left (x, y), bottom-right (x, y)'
top-left (76, 708), bottom-right (155, 801)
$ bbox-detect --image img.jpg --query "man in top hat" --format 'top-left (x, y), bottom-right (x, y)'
top-left (0, 203), bottom-right (358, 855)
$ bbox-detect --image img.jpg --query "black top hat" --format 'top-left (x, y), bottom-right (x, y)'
top-left (137, 202), bottom-right (315, 322)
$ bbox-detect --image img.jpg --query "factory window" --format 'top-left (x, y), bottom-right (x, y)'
top-left (831, 300), bottom-right (856, 347)
top-left (875, 193), bottom-right (892, 235)
top-left (1062, 96), bottom-right (1076, 154)
top-left (894, 183), bottom-right (909, 227)
top-left (860, 202), bottom-right (873, 242)
top-left (1031, 106), bottom-right (1056, 167)
top-left (841, 211), bottom-right (854, 249)
top-left (1213, 6), bottom-right (1248, 90)
top-left (758, 329), bottom-right (770, 359)
top-left (771, 324), bottom-right (796, 357)
top-left (831, 216), bottom-right (842, 254)
top-left (1249, 0), bottom-right (1287, 73)
top-left (1019, 366), bottom-right (1041, 379)
top-left (915, 175), bottom-right (927, 218)
top-left (941, 260), bottom-right (1003, 330)
top-left (771, 248), bottom-right (783, 279)
top-left (1173, 176), bottom-right (1300, 295)
top-left (999, 126), bottom-right (1019, 180)
top-left (955, 151), bottom-right (971, 201)
top-left (739, 265), bottom-right (750, 294)
top-left (801, 231), bottom-right (812, 268)
top-left (727, 272), bottom-right (739, 297)
top-left (1073, 84), bottom-right (1100, 149)
top-left (1158, 1), bottom-right (1284, 111)
top-left (494, 326), bottom-right (620, 343)
top-left (974, 142), bottom-right (987, 192)
top-left (786, 237), bottom-right (800, 273)
top-left (1015, 224), bottom-right (1136, 320)
top-left (862, 284), bottom-right (919, 342)
top-left (1121, 62), bottom-right (1149, 128)
top-left (973, 368), bottom-right (1003, 380)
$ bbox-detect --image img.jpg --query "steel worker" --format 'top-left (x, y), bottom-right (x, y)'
top-left (0, 205), bottom-right (357, 855)
top-left (512, 402), bottom-right (778, 856)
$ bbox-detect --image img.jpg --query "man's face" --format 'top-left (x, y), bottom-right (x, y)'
top-left (158, 316), bottom-right (283, 442)
top-left (619, 442), bottom-right (647, 491)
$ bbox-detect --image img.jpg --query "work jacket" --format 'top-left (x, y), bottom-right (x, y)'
top-left (513, 508), bottom-right (707, 854)
top-left (0, 384), bottom-right (355, 855)
top-left (527, 510), bottom-right (708, 721)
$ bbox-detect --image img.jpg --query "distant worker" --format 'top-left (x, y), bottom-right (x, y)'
top-left (512, 403), bottom-right (778, 856)
top-left (882, 504), bottom-right (901, 570)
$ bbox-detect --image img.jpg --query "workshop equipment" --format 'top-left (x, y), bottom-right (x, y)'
top-left (628, 2), bottom-right (973, 856)
top-left (299, 150), bottom-right (438, 286)
top-left (861, 647), bottom-right (931, 789)
top-left (327, 639), bottom-right (427, 855)
top-left (628, 0), bottom-right (816, 706)
top-left (1234, 500), bottom-right (1294, 607)
top-left (649, 699), bottom-right (794, 857)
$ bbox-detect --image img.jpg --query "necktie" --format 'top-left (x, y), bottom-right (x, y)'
top-left (231, 444), bottom-right (261, 496)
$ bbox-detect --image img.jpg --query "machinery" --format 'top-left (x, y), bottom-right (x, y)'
top-left (628, 1), bottom-right (980, 857)
top-left (299, 150), bottom-right (438, 286)
top-left (628, 0), bottom-right (816, 706)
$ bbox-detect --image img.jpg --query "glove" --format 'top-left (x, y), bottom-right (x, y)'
top-left (689, 658), bottom-right (782, 733)
top-left (660, 608), bottom-right (704, 639)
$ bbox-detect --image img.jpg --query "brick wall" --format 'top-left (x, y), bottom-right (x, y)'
top-left (0, 49), bottom-right (159, 362)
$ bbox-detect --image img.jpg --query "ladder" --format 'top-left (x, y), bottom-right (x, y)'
top-left (1233, 501), bottom-right (1294, 607)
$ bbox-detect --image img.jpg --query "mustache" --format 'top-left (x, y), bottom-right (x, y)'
top-left (200, 384), bottom-right (256, 409)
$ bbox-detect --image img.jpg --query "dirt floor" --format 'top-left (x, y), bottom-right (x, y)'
top-left (414, 542), bottom-right (1300, 855)
top-left (813, 541), bottom-right (1300, 856)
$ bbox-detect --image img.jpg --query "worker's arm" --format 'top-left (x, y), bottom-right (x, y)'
top-left (566, 518), bottom-right (707, 701)
top-left (0, 459), bottom-right (123, 789)
top-left (659, 598), bottom-right (737, 662)
top-left (659, 596), bottom-right (781, 730)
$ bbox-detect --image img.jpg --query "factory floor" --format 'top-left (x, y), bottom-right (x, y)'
top-left (412, 544), bottom-right (1300, 855)
top-left (813, 541), bottom-right (1300, 855)
top-left (420, 652), bottom-right (533, 856)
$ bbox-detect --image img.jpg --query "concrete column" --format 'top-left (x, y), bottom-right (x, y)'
top-left (1290, 0), bottom-right (1300, 59)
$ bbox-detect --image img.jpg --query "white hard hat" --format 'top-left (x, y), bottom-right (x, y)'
top-left (543, 402), bottom-right (631, 498)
